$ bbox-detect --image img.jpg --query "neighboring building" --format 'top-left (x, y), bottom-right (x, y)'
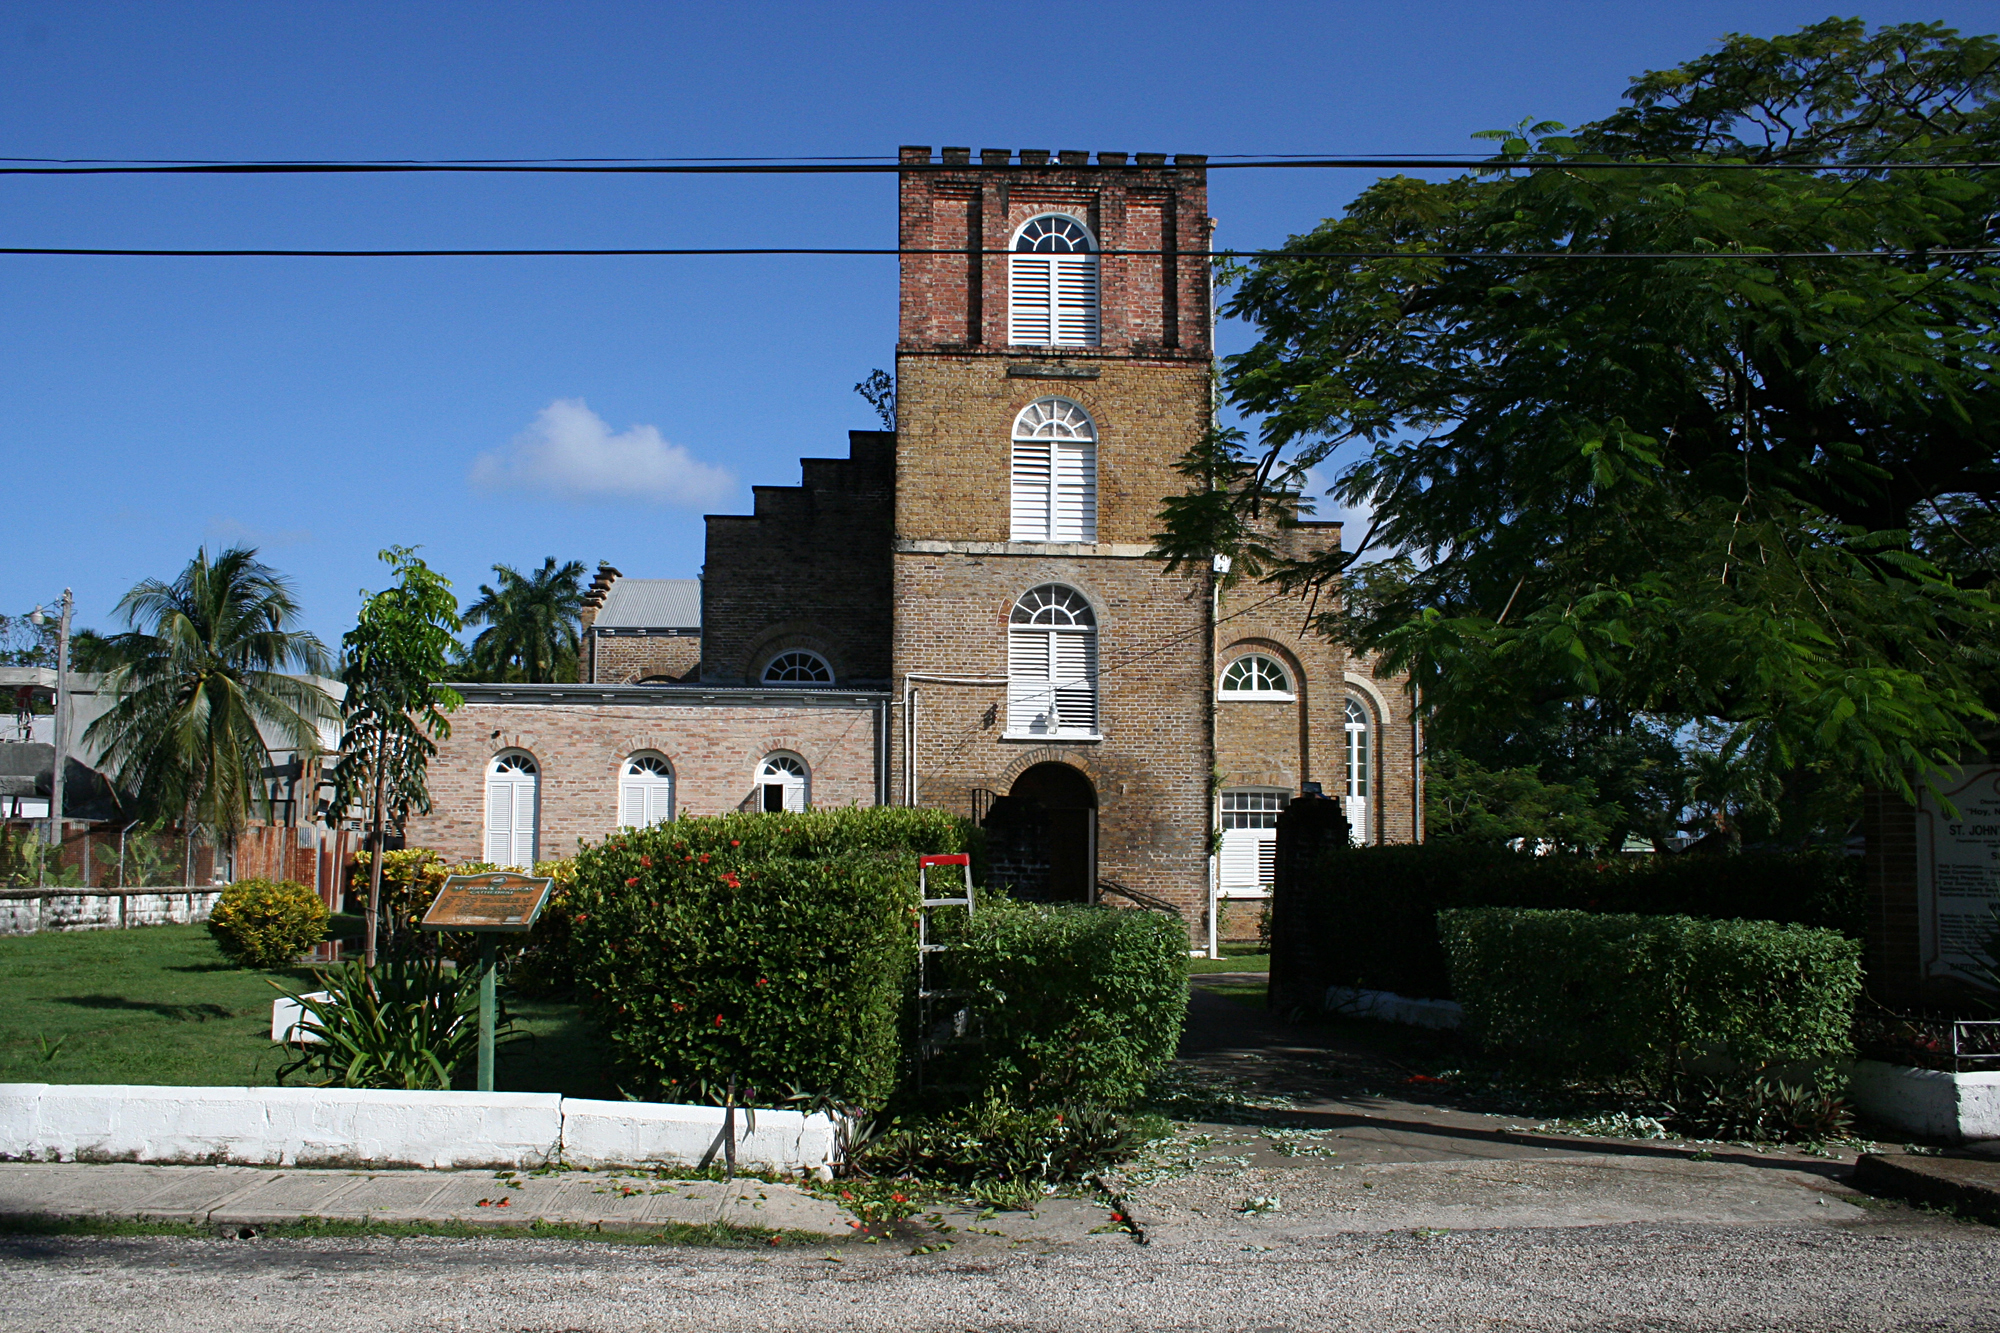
top-left (581, 568), bottom-right (702, 684)
top-left (407, 147), bottom-right (1422, 947)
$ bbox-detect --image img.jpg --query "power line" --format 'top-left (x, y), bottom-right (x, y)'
top-left (0, 155), bottom-right (1997, 175)
top-left (2, 245), bottom-right (1994, 261)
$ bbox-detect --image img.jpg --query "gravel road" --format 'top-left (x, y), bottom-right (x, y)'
top-left (4, 1207), bottom-right (1994, 1332)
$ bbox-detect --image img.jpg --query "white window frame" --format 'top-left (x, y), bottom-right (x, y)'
top-left (762, 649), bottom-right (833, 684)
top-left (1218, 789), bottom-right (1289, 899)
top-left (1006, 584), bottom-right (1099, 740)
top-left (619, 752), bottom-right (675, 829)
top-left (1344, 697), bottom-right (1371, 845)
top-left (757, 752), bottom-right (810, 812)
top-left (1008, 213), bottom-right (1100, 347)
top-left (1010, 398), bottom-right (1098, 543)
top-left (484, 750), bottom-right (540, 868)
top-left (1218, 653), bottom-right (1295, 701)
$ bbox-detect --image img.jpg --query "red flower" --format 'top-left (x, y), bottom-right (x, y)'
top-left (890, 1192), bottom-right (907, 1203)
top-left (721, 873), bottom-right (741, 889)
top-left (700, 853), bottom-right (710, 863)
top-left (755, 977), bottom-right (767, 987)
top-left (714, 1014), bottom-right (724, 1026)
top-left (573, 914), bottom-right (588, 923)
top-left (639, 855), bottom-right (653, 868)
top-left (730, 840), bottom-right (740, 847)
top-left (672, 1003), bottom-right (684, 1013)
top-left (625, 877), bottom-right (640, 887)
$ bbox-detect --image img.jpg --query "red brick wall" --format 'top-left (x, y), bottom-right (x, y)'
top-left (405, 697), bottom-right (883, 863)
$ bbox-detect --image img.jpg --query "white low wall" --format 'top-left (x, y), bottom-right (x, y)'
top-left (0, 1084), bottom-right (844, 1174)
top-left (1325, 985), bottom-right (1464, 1030)
top-left (1848, 1060), bottom-right (2000, 1143)
top-left (0, 889), bottom-right (220, 936)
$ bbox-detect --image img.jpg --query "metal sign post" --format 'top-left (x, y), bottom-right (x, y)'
top-left (418, 871), bottom-right (554, 1092)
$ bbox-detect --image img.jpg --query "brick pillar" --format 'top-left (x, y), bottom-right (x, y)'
top-left (1267, 791), bottom-right (1349, 1014)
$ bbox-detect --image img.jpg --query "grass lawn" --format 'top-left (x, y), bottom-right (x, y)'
top-left (0, 924), bottom-right (611, 1096)
top-left (1188, 943), bottom-right (1268, 975)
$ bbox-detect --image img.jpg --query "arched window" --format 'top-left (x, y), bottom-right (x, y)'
top-left (484, 751), bottom-right (539, 868)
top-left (1344, 697), bottom-right (1371, 844)
top-left (763, 649), bottom-right (832, 684)
top-left (758, 752), bottom-right (809, 812)
top-left (1007, 584), bottom-right (1098, 738)
top-left (1011, 398), bottom-right (1097, 543)
top-left (1008, 214), bottom-right (1099, 347)
top-left (1219, 654), bottom-right (1293, 699)
top-left (619, 753), bottom-right (674, 829)
top-left (1218, 789), bottom-right (1289, 897)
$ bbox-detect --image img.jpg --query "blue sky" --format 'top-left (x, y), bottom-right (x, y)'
top-left (2, 1), bottom-right (1992, 644)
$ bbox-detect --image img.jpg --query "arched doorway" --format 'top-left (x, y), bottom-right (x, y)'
top-left (983, 762), bottom-right (1097, 903)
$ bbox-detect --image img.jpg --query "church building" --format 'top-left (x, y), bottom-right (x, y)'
top-left (405, 147), bottom-right (1422, 946)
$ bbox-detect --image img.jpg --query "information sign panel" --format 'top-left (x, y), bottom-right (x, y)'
top-left (1917, 766), bottom-right (2000, 981)
top-left (419, 871), bottom-right (554, 934)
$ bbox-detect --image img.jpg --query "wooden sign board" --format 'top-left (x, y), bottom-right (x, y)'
top-left (419, 871), bottom-right (554, 934)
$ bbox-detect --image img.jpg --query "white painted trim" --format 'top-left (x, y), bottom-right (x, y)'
top-left (1342, 673), bottom-right (1395, 726)
top-left (1848, 1060), bottom-right (2000, 1142)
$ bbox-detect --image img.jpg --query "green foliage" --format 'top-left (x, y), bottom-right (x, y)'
top-left (1424, 749), bottom-right (1620, 851)
top-left (1663, 1074), bottom-right (1855, 1144)
top-left (609, 806), bottom-right (984, 874)
top-left (855, 1099), bottom-right (1133, 1187)
top-left (1161, 18), bottom-right (2000, 808)
top-left (929, 900), bottom-right (1189, 1108)
top-left (460, 557), bottom-right (586, 683)
top-left (81, 546), bottom-right (336, 838)
top-left (275, 951), bottom-right (512, 1090)
top-left (1440, 907), bottom-right (1863, 1095)
top-left (205, 877), bottom-right (330, 969)
top-left (1285, 842), bottom-right (1862, 1000)
top-left (0, 826), bottom-right (83, 888)
top-left (572, 839), bottom-right (919, 1109)
top-left (330, 547), bottom-right (463, 835)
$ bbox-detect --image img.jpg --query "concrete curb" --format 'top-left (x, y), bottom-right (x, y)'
top-left (1852, 1152), bottom-right (2000, 1222)
top-left (1848, 1060), bottom-right (2000, 1143)
top-left (0, 1084), bottom-right (841, 1174)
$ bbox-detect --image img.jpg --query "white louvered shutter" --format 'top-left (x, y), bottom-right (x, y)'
top-left (1258, 835), bottom-right (1279, 889)
top-left (620, 782), bottom-right (646, 830)
top-left (1051, 632), bottom-right (1097, 734)
top-left (1051, 438), bottom-right (1097, 542)
top-left (1011, 439), bottom-right (1052, 541)
top-left (484, 777), bottom-right (512, 865)
top-left (1053, 254), bottom-right (1099, 346)
top-left (1008, 255), bottom-right (1054, 344)
top-left (1008, 631), bottom-right (1053, 734)
top-left (510, 781), bottom-right (538, 867)
top-left (1218, 828), bottom-right (1263, 894)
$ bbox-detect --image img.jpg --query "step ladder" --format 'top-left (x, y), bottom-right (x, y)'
top-left (915, 853), bottom-right (977, 1086)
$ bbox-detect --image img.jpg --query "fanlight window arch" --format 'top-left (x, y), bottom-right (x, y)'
top-left (763, 649), bottom-right (833, 684)
top-left (1008, 213), bottom-right (1099, 347)
top-left (1011, 398), bottom-right (1098, 543)
top-left (1007, 584), bottom-right (1099, 738)
top-left (619, 752), bottom-right (675, 829)
top-left (1344, 696), bottom-right (1371, 844)
top-left (1220, 654), bottom-right (1293, 699)
top-left (484, 750), bottom-right (540, 868)
top-left (757, 752), bottom-right (810, 812)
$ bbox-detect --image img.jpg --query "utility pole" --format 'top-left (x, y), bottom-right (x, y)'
top-left (31, 590), bottom-right (71, 885)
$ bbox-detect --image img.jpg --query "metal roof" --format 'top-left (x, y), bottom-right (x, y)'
top-left (593, 579), bottom-right (701, 630)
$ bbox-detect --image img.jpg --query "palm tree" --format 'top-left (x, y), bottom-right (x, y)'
top-left (461, 557), bottom-right (586, 683)
top-left (83, 548), bottom-right (337, 861)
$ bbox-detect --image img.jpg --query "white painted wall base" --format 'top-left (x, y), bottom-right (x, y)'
top-left (1847, 1060), bottom-right (2000, 1143)
top-left (0, 890), bottom-right (221, 936)
top-left (0, 1084), bottom-right (844, 1173)
top-left (1325, 986), bottom-right (1464, 1030)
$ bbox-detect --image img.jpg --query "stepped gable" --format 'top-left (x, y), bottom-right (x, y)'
top-left (698, 429), bottom-right (895, 686)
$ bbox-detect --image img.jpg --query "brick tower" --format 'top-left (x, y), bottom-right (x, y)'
top-left (889, 146), bottom-right (1216, 926)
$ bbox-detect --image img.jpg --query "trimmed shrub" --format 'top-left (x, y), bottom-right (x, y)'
top-left (929, 900), bottom-right (1189, 1108)
top-left (1439, 907), bottom-right (1863, 1094)
top-left (1286, 844), bottom-right (1861, 1001)
top-left (206, 877), bottom-right (329, 969)
top-left (570, 820), bottom-right (939, 1108)
top-left (610, 807), bottom-right (984, 876)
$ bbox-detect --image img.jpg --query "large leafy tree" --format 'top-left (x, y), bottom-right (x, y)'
top-left (1161, 19), bottom-right (2000, 819)
top-left (330, 547), bottom-right (463, 966)
top-left (461, 557), bottom-right (586, 683)
top-left (82, 547), bottom-right (336, 860)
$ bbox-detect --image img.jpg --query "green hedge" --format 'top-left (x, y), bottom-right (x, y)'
top-left (1283, 843), bottom-right (1862, 1002)
top-left (1439, 907), bottom-right (1863, 1094)
top-left (928, 900), bottom-right (1188, 1108)
top-left (566, 808), bottom-right (978, 1108)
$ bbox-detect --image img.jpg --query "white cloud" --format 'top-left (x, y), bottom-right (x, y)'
top-left (471, 398), bottom-right (736, 508)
